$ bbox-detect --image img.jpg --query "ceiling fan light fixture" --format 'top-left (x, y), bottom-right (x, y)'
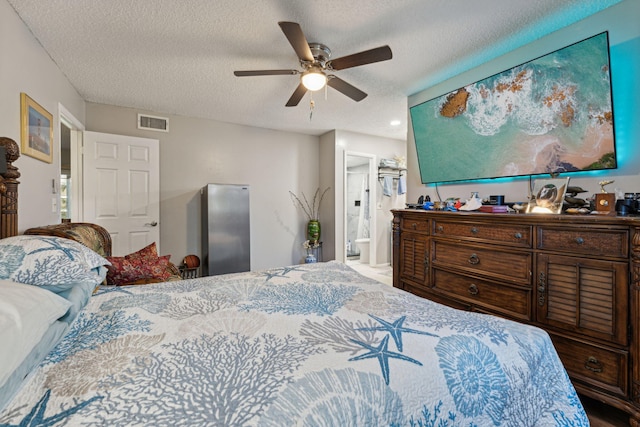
top-left (301, 67), bottom-right (327, 91)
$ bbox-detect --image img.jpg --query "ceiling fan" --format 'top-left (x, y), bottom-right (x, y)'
top-left (234, 22), bottom-right (392, 107)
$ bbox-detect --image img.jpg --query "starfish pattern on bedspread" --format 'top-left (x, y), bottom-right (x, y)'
top-left (349, 334), bottom-right (423, 385)
top-left (358, 314), bottom-right (438, 351)
top-left (260, 265), bottom-right (305, 280)
top-left (0, 390), bottom-right (101, 427)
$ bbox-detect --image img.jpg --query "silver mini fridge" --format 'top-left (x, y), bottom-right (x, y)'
top-left (201, 184), bottom-right (250, 276)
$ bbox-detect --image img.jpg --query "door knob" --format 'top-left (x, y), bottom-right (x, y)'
top-left (145, 221), bottom-right (158, 227)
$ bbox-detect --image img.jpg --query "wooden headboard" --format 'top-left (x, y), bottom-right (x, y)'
top-left (0, 137), bottom-right (20, 238)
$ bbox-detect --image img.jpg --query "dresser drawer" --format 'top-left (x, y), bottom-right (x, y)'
top-left (401, 280), bottom-right (472, 311)
top-left (537, 226), bottom-right (628, 258)
top-left (433, 241), bottom-right (532, 283)
top-left (401, 214), bottom-right (429, 233)
top-left (550, 334), bottom-right (628, 397)
top-left (432, 268), bottom-right (531, 320)
top-left (433, 220), bottom-right (532, 247)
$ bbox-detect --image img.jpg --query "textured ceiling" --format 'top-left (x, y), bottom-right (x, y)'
top-left (7, 0), bottom-right (621, 141)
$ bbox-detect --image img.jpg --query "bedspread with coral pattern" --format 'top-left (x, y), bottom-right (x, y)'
top-left (0, 261), bottom-right (587, 426)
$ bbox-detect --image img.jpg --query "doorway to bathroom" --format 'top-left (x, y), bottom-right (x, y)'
top-left (344, 152), bottom-right (376, 265)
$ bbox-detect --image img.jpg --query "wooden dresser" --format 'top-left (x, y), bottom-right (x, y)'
top-left (392, 209), bottom-right (640, 425)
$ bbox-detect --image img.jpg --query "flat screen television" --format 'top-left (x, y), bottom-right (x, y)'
top-left (410, 31), bottom-right (616, 184)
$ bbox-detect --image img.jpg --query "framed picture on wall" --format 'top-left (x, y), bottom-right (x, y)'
top-left (20, 92), bottom-right (53, 163)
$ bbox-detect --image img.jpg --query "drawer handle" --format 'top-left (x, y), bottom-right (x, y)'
top-left (468, 284), bottom-right (479, 295)
top-left (514, 232), bottom-right (522, 239)
top-left (575, 237), bottom-right (584, 245)
top-left (437, 225), bottom-right (444, 233)
top-left (584, 356), bottom-right (603, 373)
top-left (468, 253), bottom-right (480, 265)
top-left (470, 227), bottom-right (479, 234)
top-left (412, 223), bottom-right (417, 229)
top-left (538, 272), bottom-right (546, 306)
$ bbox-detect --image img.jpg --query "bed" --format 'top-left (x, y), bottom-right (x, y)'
top-left (0, 137), bottom-right (588, 426)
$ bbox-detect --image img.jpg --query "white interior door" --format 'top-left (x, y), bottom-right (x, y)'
top-left (83, 131), bottom-right (160, 256)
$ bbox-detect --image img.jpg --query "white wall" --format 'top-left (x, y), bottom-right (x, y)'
top-left (85, 103), bottom-right (320, 270)
top-left (0, 0), bottom-right (85, 231)
top-left (319, 131), bottom-right (337, 261)
top-left (406, 0), bottom-right (639, 205)
top-left (324, 130), bottom-right (406, 266)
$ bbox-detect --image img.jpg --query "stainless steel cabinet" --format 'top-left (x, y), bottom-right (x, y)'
top-left (201, 184), bottom-right (250, 276)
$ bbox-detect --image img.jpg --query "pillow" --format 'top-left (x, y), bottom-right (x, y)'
top-left (106, 252), bottom-right (173, 286)
top-left (125, 242), bottom-right (158, 261)
top-left (55, 280), bottom-right (101, 323)
top-left (0, 280), bottom-right (72, 387)
top-left (0, 235), bottom-right (110, 292)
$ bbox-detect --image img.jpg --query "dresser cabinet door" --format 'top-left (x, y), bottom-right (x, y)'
top-left (536, 253), bottom-right (628, 345)
top-left (399, 232), bottom-right (429, 285)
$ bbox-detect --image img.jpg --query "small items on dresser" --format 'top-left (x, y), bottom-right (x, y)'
top-left (594, 179), bottom-right (616, 215)
top-left (179, 255), bottom-right (201, 279)
top-left (479, 205), bottom-right (508, 213)
top-left (616, 193), bottom-right (639, 216)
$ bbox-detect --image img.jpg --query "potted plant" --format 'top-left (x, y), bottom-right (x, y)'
top-left (289, 187), bottom-right (330, 245)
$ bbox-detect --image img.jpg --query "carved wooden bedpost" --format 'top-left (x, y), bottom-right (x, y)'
top-left (0, 137), bottom-right (20, 238)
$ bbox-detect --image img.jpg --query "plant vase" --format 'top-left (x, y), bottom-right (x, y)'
top-left (307, 220), bottom-right (321, 245)
top-left (304, 250), bottom-right (317, 264)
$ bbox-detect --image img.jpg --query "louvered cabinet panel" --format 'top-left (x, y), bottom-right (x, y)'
top-left (537, 253), bottom-right (628, 345)
top-left (399, 232), bottom-right (429, 285)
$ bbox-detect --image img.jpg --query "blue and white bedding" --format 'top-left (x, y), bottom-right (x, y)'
top-left (0, 236), bottom-right (109, 411)
top-left (0, 261), bottom-right (587, 426)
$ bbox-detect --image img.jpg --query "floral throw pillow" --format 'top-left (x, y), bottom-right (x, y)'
top-left (125, 242), bottom-right (158, 261)
top-left (106, 243), bottom-right (172, 286)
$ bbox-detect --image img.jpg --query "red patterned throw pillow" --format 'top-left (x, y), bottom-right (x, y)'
top-left (125, 242), bottom-right (158, 261)
top-left (106, 243), bottom-right (173, 286)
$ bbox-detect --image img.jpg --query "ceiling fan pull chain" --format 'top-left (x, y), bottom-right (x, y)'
top-left (309, 93), bottom-right (315, 121)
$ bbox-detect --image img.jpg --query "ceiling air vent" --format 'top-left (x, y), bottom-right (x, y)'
top-left (137, 114), bottom-right (169, 132)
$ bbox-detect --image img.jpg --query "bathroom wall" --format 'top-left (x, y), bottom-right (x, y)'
top-left (346, 164), bottom-right (370, 257)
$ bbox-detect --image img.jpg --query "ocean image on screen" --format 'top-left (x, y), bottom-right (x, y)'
top-left (410, 32), bottom-right (616, 184)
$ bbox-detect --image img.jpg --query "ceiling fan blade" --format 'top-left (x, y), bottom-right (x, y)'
top-left (328, 45), bottom-right (392, 70)
top-left (327, 76), bottom-right (367, 102)
top-left (286, 83), bottom-right (308, 107)
top-left (278, 22), bottom-right (314, 62)
top-left (234, 70), bottom-right (298, 77)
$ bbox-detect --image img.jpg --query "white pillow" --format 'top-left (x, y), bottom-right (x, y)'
top-left (0, 280), bottom-right (72, 388)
